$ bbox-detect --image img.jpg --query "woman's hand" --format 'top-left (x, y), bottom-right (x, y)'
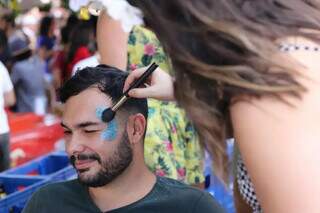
top-left (123, 66), bottom-right (175, 101)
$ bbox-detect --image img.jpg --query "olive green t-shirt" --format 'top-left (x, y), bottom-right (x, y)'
top-left (22, 176), bottom-right (225, 213)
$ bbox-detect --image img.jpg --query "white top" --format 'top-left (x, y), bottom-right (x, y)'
top-left (72, 54), bottom-right (100, 76)
top-left (0, 62), bottom-right (14, 134)
top-left (69, 0), bottom-right (144, 32)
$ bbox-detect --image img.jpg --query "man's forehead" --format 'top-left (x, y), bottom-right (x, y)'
top-left (67, 87), bottom-right (113, 107)
top-left (63, 88), bottom-right (113, 123)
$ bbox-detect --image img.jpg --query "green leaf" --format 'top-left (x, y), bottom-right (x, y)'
top-left (128, 33), bottom-right (136, 45)
top-left (142, 55), bottom-right (152, 66)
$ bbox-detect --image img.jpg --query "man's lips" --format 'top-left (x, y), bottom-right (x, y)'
top-left (70, 154), bottom-right (101, 169)
top-left (75, 159), bottom-right (97, 170)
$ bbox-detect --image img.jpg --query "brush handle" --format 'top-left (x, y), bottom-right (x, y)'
top-left (123, 62), bottom-right (158, 96)
top-left (102, 63), bottom-right (159, 123)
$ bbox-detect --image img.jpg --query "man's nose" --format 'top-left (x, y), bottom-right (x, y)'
top-left (66, 133), bottom-right (86, 155)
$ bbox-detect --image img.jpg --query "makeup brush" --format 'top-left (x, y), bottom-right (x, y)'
top-left (101, 62), bottom-right (159, 122)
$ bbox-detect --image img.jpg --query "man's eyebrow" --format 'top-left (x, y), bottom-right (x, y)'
top-left (60, 122), bottom-right (70, 129)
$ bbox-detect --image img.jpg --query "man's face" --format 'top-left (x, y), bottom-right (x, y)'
top-left (61, 88), bottom-right (133, 187)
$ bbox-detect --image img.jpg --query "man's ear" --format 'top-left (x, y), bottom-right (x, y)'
top-left (126, 113), bottom-right (146, 145)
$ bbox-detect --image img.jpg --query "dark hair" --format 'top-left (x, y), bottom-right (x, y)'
top-left (13, 49), bottom-right (32, 62)
top-left (135, 0), bottom-right (320, 180)
top-left (66, 14), bottom-right (79, 27)
top-left (39, 16), bottom-right (54, 36)
top-left (0, 29), bottom-right (10, 63)
top-left (1, 13), bottom-right (15, 28)
top-left (88, 15), bottom-right (98, 37)
top-left (0, 29), bottom-right (8, 49)
top-left (67, 22), bottom-right (93, 62)
top-left (60, 14), bottom-right (79, 45)
top-left (60, 26), bottom-right (70, 45)
top-left (59, 65), bottom-right (148, 120)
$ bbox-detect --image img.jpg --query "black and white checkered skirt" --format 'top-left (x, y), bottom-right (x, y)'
top-left (237, 157), bottom-right (262, 213)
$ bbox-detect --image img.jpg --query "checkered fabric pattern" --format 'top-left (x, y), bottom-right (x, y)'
top-left (237, 157), bottom-right (262, 213)
top-left (279, 43), bottom-right (320, 52)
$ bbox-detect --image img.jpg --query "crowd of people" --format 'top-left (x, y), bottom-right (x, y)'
top-left (0, 0), bottom-right (319, 212)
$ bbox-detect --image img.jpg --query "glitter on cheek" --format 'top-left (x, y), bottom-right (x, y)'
top-left (95, 107), bottom-right (105, 120)
top-left (101, 119), bottom-right (118, 141)
top-left (95, 107), bottom-right (118, 141)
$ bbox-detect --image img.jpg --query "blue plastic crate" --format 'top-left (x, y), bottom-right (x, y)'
top-left (206, 174), bottom-right (235, 213)
top-left (0, 175), bottom-right (49, 213)
top-left (2, 152), bottom-right (76, 182)
top-left (205, 139), bottom-right (235, 213)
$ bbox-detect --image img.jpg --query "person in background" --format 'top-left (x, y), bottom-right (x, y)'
top-left (0, 30), bottom-right (10, 66)
top-left (37, 15), bottom-right (56, 82)
top-left (0, 11), bottom-right (28, 70)
top-left (23, 65), bottom-right (224, 213)
top-left (10, 36), bottom-right (47, 113)
top-left (37, 15), bottom-right (56, 60)
top-left (0, 60), bottom-right (15, 171)
top-left (0, 11), bottom-right (28, 46)
top-left (65, 21), bottom-right (94, 80)
top-left (52, 14), bottom-right (79, 89)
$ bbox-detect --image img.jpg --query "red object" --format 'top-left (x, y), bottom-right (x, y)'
top-left (8, 113), bottom-right (43, 132)
top-left (26, 170), bottom-right (39, 176)
top-left (52, 49), bottom-right (68, 83)
top-left (8, 113), bottom-right (64, 167)
top-left (66, 46), bottom-right (91, 79)
top-left (17, 186), bottom-right (26, 191)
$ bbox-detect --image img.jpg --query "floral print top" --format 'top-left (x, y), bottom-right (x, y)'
top-left (127, 26), bottom-right (205, 185)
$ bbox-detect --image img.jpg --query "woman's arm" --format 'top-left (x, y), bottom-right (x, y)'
top-left (230, 40), bottom-right (320, 212)
top-left (97, 10), bottom-right (129, 70)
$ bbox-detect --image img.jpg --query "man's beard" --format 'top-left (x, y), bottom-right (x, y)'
top-left (70, 133), bottom-right (133, 187)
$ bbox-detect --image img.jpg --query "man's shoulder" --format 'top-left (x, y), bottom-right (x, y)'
top-left (33, 179), bottom-right (82, 198)
top-left (157, 176), bottom-right (201, 193)
top-left (155, 176), bottom-right (207, 201)
top-left (22, 179), bottom-right (92, 213)
top-left (154, 177), bottom-right (225, 212)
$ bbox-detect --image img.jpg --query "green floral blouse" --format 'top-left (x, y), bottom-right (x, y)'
top-left (127, 26), bottom-right (205, 185)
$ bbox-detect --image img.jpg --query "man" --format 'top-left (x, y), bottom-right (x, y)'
top-left (10, 36), bottom-right (47, 113)
top-left (0, 11), bottom-right (29, 54)
top-left (23, 65), bottom-right (225, 213)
